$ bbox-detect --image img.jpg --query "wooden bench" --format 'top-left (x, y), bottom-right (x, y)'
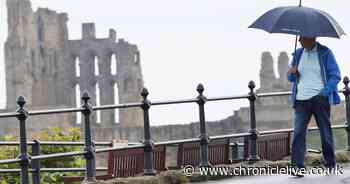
top-left (177, 139), bottom-right (230, 167)
top-left (63, 145), bottom-right (166, 184)
top-left (244, 132), bottom-right (291, 161)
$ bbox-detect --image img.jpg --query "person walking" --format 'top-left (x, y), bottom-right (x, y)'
top-left (287, 36), bottom-right (341, 174)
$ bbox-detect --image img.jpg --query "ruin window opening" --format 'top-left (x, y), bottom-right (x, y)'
top-left (114, 83), bottom-right (119, 123)
top-left (75, 84), bottom-right (82, 124)
top-left (96, 83), bottom-right (101, 123)
top-left (134, 52), bottom-right (139, 64)
top-left (111, 54), bottom-right (117, 75)
top-left (75, 57), bottom-right (80, 77)
top-left (94, 56), bottom-right (99, 76)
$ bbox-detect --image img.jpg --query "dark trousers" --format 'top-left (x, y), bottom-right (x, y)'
top-left (291, 95), bottom-right (336, 168)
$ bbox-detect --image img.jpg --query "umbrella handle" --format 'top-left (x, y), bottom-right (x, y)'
top-left (294, 35), bottom-right (298, 54)
top-left (293, 35), bottom-right (298, 66)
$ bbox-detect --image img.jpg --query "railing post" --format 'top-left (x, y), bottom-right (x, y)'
top-left (16, 96), bottom-right (30, 184)
top-left (247, 81), bottom-right (260, 162)
top-left (343, 76), bottom-right (350, 151)
top-left (141, 88), bottom-right (156, 176)
top-left (196, 84), bottom-right (210, 167)
top-left (32, 140), bottom-right (41, 184)
top-left (81, 91), bottom-right (96, 183)
top-left (224, 138), bottom-right (230, 164)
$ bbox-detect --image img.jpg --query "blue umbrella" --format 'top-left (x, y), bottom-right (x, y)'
top-left (249, 1), bottom-right (346, 64)
top-left (249, 5), bottom-right (346, 38)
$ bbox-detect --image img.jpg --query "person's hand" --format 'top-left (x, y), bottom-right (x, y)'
top-left (288, 66), bottom-right (298, 75)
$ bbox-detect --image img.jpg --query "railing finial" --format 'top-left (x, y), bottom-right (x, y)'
top-left (82, 91), bottom-right (90, 103)
top-left (141, 87), bottom-right (149, 100)
top-left (16, 96), bottom-right (26, 108)
top-left (248, 81), bottom-right (256, 92)
top-left (197, 83), bottom-right (204, 95)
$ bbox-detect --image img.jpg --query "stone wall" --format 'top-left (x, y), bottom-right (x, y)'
top-left (89, 115), bottom-right (241, 142)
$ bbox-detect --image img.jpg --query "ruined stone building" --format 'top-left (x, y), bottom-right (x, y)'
top-left (2, 0), bottom-right (144, 136)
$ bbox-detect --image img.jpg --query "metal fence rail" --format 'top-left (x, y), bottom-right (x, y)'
top-left (0, 168), bottom-right (108, 173)
top-left (0, 141), bottom-right (113, 146)
top-left (0, 76), bottom-right (349, 184)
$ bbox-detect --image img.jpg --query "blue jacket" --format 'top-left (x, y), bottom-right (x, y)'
top-left (287, 42), bottom-right (341, 107)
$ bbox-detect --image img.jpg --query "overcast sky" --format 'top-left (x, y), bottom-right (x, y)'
top-left (0, 0), bottom-right (349, 125)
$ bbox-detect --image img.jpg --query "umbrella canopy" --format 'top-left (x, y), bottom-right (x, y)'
top-left (249, 6), bottom-right (346, 38)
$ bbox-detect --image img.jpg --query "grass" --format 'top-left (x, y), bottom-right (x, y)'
top-left (307, 128), bottom-right (347, 150)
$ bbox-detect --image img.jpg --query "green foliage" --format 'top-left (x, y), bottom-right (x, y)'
top-left (39, 128), bottom-right (83, 168)
top-left (0, 128), bottom-right (84, 184)
top-left (0, 134), bottom-right (19, 183)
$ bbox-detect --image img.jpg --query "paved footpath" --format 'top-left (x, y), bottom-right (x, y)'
top-left (192, 164), bottom-right (350, 184)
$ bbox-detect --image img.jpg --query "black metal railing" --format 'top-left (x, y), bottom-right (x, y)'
top-left (0, 76), bottom-right (349, 184)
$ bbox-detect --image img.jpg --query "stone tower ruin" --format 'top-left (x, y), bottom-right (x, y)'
top-left (256, 51), bottom-right (290, 106)
top-left (3, 0), bottom-right (143, 129)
